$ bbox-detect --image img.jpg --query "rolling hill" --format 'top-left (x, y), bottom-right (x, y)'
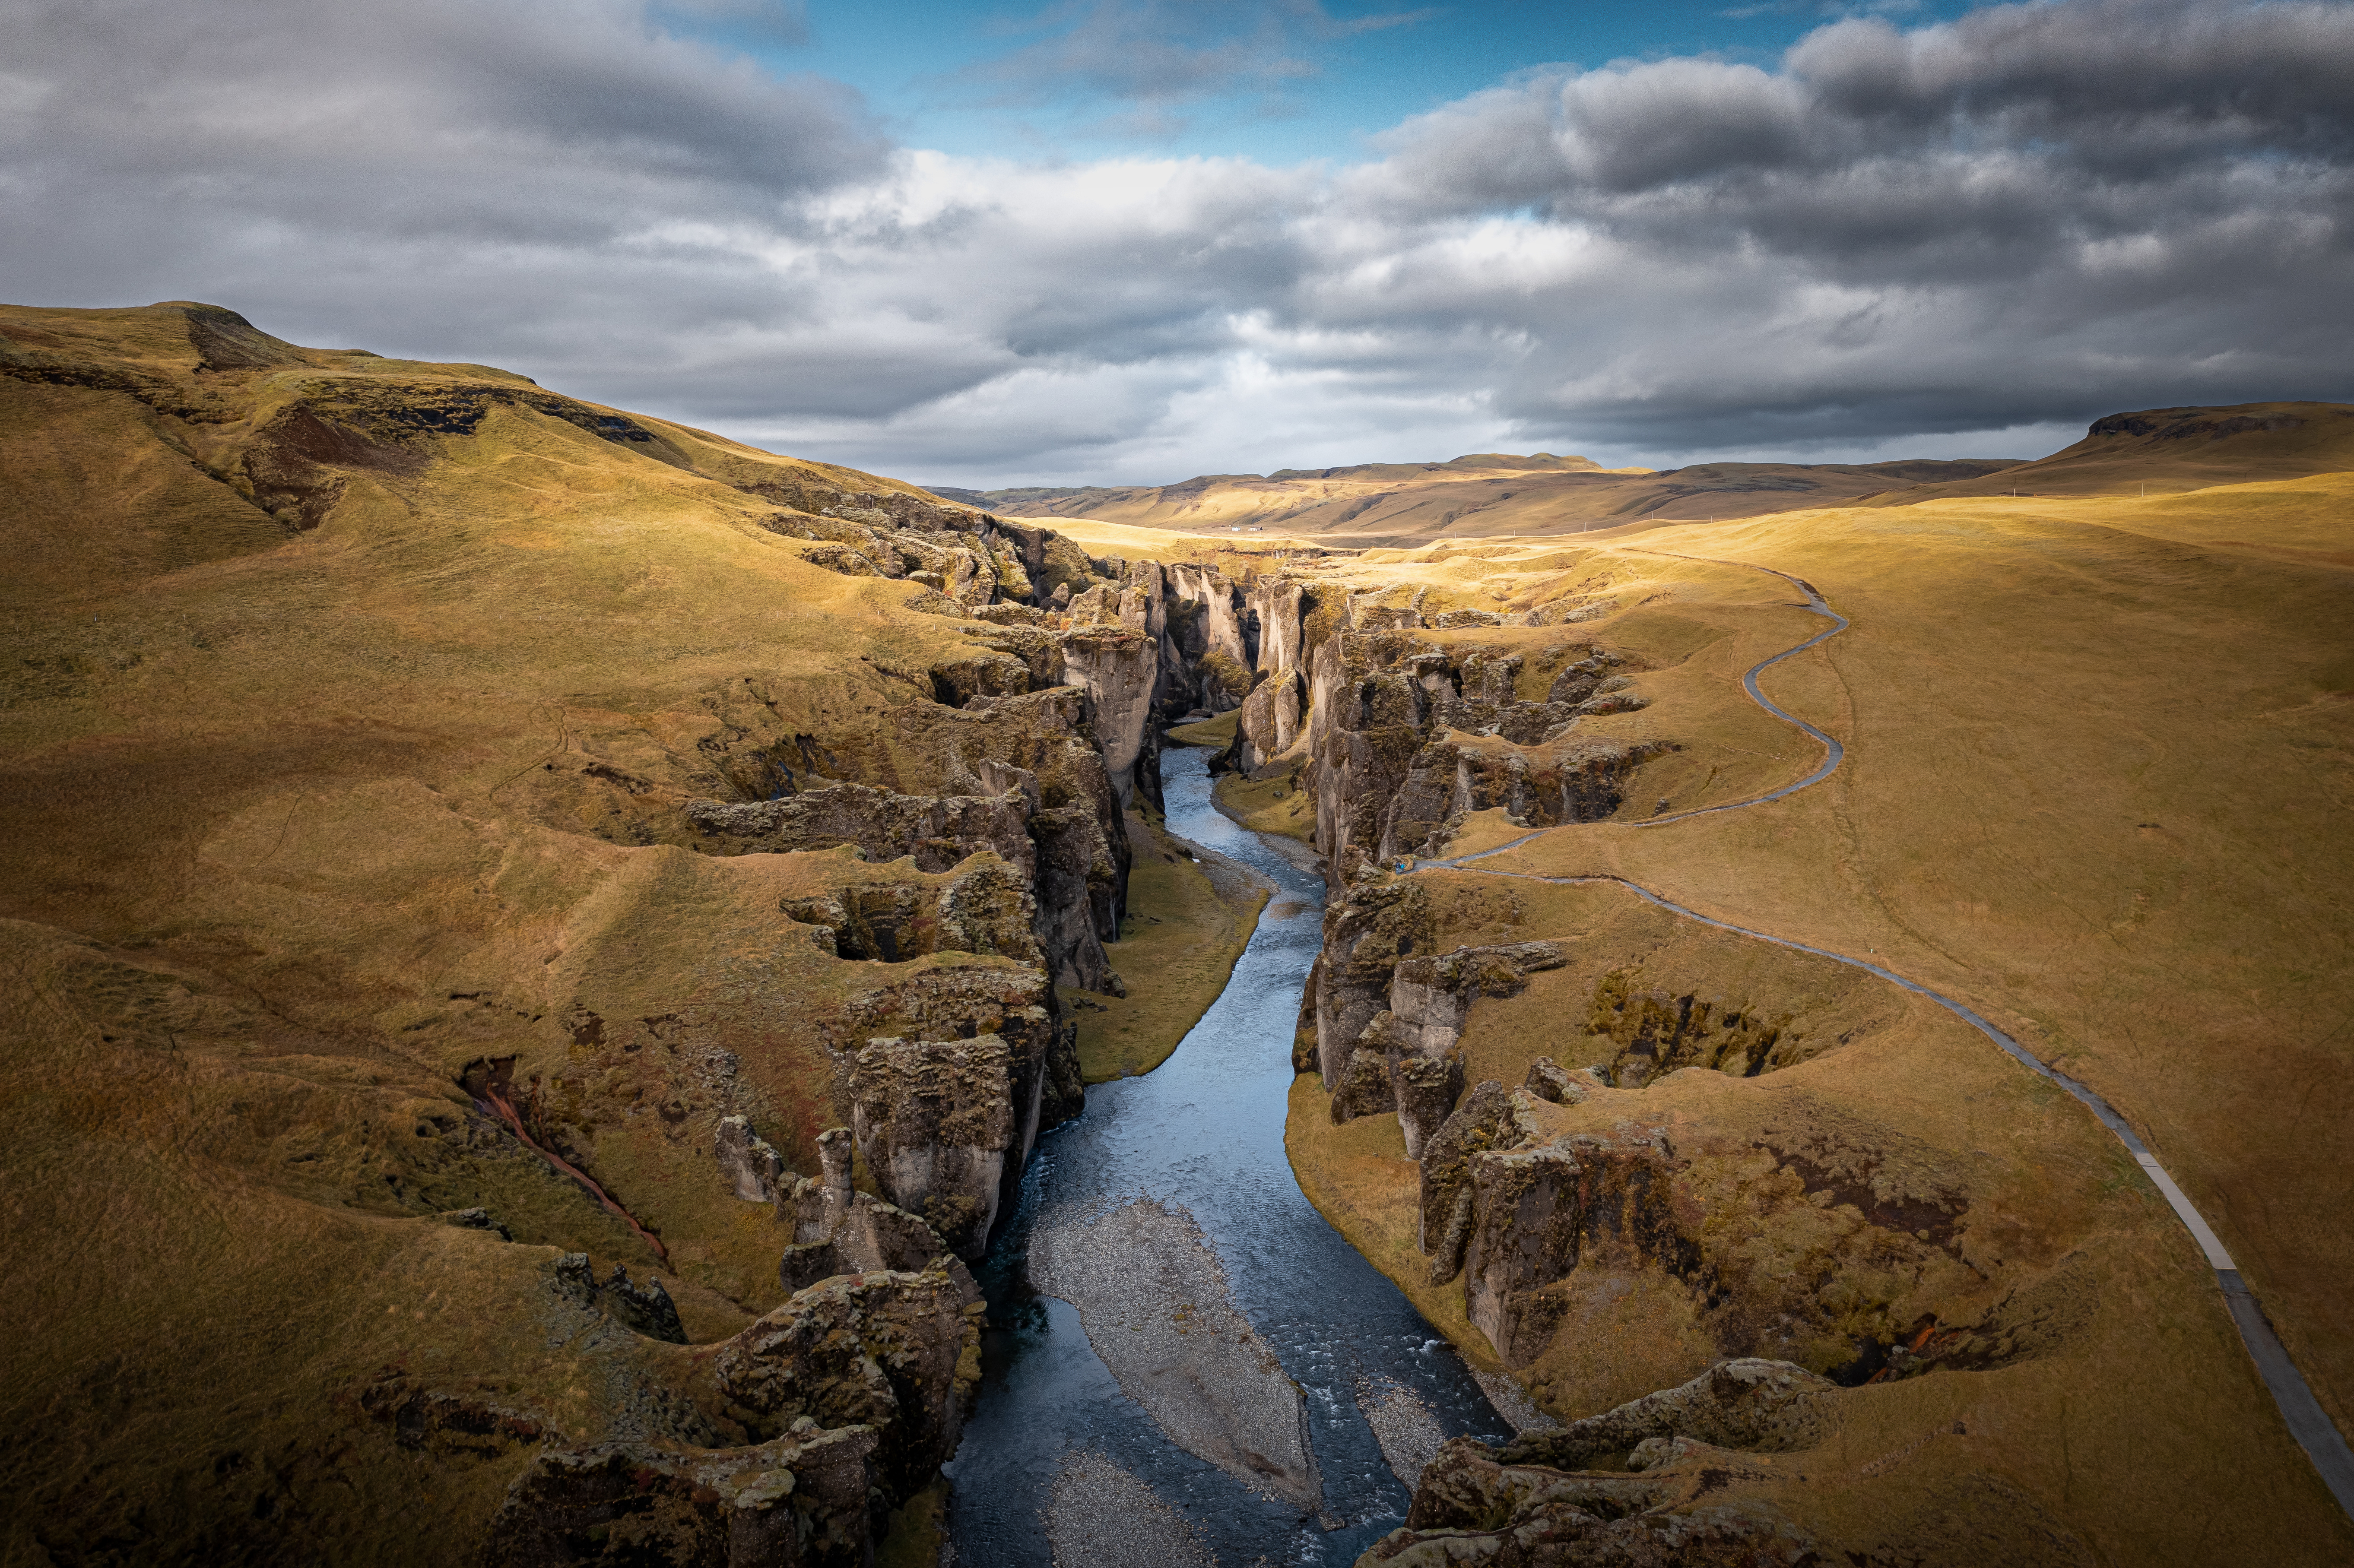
top-left (939, 451), bottom-right (2026, 543)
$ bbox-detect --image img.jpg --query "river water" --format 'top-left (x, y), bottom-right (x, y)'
top-left (945, 744), bottom-right (1512, 1565)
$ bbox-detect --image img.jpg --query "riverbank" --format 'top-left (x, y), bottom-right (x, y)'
top-left (1065, 801), bottom-right (1271, 1083)
top-left (1169, 708), bottom-right (1319, 847)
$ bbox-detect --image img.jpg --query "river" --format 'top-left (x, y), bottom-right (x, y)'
top-left (944, 743), bottom-right (1513, 1564)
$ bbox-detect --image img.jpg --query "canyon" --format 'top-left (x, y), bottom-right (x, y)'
top-left (4, 301), bottom-right (2352, 1566)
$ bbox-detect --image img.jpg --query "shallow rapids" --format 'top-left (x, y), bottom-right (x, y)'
top-left (945, 745), bottom-right (1513, 1565)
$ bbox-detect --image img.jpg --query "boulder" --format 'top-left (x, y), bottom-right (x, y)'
top-left (1522, 1056), bottom-right (1590, 1105)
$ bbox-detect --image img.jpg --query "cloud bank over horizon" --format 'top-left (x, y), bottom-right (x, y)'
top-left (3, 0), bottom-right (2348, 486)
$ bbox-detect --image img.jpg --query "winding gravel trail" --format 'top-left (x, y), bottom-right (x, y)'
top-left (1409, 550), bottom-right (2354, 1517)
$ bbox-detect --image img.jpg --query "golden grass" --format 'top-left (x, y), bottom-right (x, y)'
top-left (1212, 768), bottom-right (1315, 841)
top-left (1463, 480), bottom-right (2354, 1432)
top-left (1066, 814), bottom-right (1269, 1081)
top-left (9, 303), bottom-right (2351, 1561)
top-left (1283, 870), bottom-right (2354, 1562)
top-left (0, 304), bottom-right (1065, 1556)
top-left (1279, 472), bottom-right (2354, 1559)
top-left (1166, 709), bottom-right (1239, 746)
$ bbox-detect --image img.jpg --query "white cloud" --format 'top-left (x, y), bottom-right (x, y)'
top-left (2, 0), bottom-right (2348, 485)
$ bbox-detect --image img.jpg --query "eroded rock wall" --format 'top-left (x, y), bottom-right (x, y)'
top-left (1303, 625), bottom-right (1665, 874)
top-left (1061, 626), bottom-right (1161, 812)
top-left (850, 1031), bottom-right (1044, 1258)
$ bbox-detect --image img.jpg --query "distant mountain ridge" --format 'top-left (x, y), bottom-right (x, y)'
top-left (928, 450), bottom-right (2025, 542)
top-left (925, 450), bottom-right (1627, 510)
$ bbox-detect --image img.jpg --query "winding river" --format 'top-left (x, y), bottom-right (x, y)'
top-left (945, 745), bottom-right (1513, 1564)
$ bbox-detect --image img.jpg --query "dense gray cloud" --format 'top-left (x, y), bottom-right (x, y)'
top-left (1, 0), bottom-right (2347, 483)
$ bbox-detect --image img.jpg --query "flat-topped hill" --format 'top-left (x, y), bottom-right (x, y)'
top-left (1861, 401), bottom-right (2354, 504)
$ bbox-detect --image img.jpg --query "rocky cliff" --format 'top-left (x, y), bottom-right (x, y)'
top-left (498, 1227), bottom-right (983, 1568)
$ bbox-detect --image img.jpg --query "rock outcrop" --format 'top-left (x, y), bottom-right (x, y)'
top-left (1362, 1361), bottom-right (1836, 1568)
top-left (1326, 939), bottom-right (1565, 1155)
top-left (1583, 971), bottom-right (1811, 1086)
top-left (755, 484), bottom-right (1053, 613)
top-left (1233, 667), bottom-right (1305, 776)
top-left (1410, 1073), bottom-right (1994, 1381)
top-left (1247, 578), bottom-right (1306, 680)
top-left (1060, 625), bottom-right (1161, 811)
top-left (849, 1032), bottom-right (1044, 1258)
top-left (1306, 627), bottom-right (1667, 873)
top-left (498, 1266), bottom-right (980, 1568)
top-left (497, 1425), bottom-right (881, 1568)
top-left (1493, 1357), bottom-right (1833, 1472)
top-left (1393, 1055), bottom-right (1464, 1162)
top-left (551, 1252), bottom-right (689, 1345)
top-left (674, 685), bottom-right (1133, 999)
top-left (827, 961), bottom-right (1082, 1129)
top-left (776, 1128), bottom-right (980, 1296)
top-left (714, 1115), bottom-right (785, 1204)
top-left (779, 858), bottom-right (1044, 972)
top-left (1459, 1121), bottom-right (1688, 1367)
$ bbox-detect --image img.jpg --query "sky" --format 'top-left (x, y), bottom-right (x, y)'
top-left (3, 0), bottom-right (2350, 487)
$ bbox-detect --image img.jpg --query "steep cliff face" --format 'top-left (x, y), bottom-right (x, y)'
top-left (850, 1033), bottom-right (1044, 1258)
top-left (1060, 626), bottom-right (1161, 812)
top-left (647, 681), bottom-right (1134, 997)
top-left (1305, 626), bottom-right (1665, 875)
top-left (1247, 579), bottom-right (1306, 680)
top-left (1233, 668), bottom-right (1306, 776)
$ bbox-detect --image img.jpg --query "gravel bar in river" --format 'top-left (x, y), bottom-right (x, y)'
top-left (1030, 1197), bottom-right (1324, 1513)
top-left (1045, 1449), bottom-right (1218, 1568)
